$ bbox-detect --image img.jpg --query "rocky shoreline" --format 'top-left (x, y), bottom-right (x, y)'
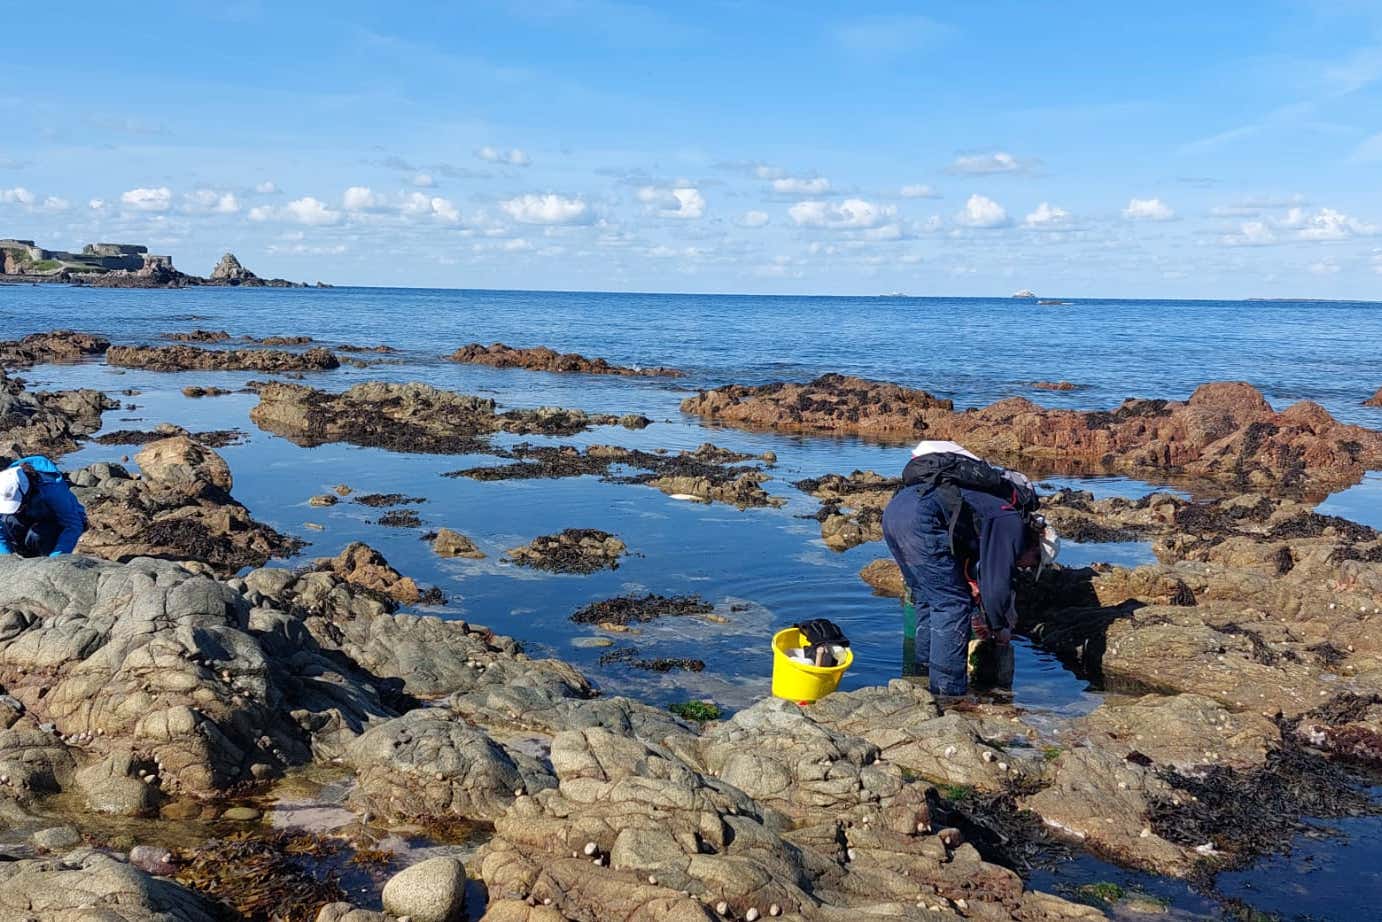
top-left (0, 334), bottom-right (1379, 920)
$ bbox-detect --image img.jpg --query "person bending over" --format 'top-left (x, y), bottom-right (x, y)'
top-left (0, 456), bottom-right (87, 558)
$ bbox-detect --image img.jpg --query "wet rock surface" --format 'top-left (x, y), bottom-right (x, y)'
top-left (430, 528), bottom-right (485, 559)
top-left (570, 594), bottom-right (713, 626)
top-left (446, 442), bottom-right (782, 508)
top-left (0, 852), bottom-right (221, 921)
top-left (508, 529), bottom-right (628, 574)
top-left (0, 330), bottom-right (111, 368)
top-left (446, 342), bottom-right (682, 377)
top-left (72, 437), bottom-right (303, 575)
top-left (0, 369), bottom-right (116, 458)
top-left (108, 344), bottom-right (341, 372)
top-left (251, 381), bottom-right (629, 454)
top-left (685, 375), bottom-right (1382, 493)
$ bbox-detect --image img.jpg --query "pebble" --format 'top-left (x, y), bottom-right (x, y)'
top-left (769, 904), bottom-right (781, 916)
top-left (583, 841), bottom-right (598, 856)
top-left (716, 901), bottom-right (729, 915)
top-left (221, 806), bottom-right (261, 822)
top-left (746, 909), bottom-right (760, 921)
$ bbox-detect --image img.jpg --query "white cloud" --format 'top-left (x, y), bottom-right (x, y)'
top-left (1372, 250), bottom-right (1382, 275)
top-left (1023, 202), bottom-right (1072, 229)
top-left (947, 152), bottom-right (1034, 175)
top-left (121, 186), bottom-right (172, 212)
top-left (772, 176), bottom-right (831, 195)
top-left (637, 185), bottom-right (706, 219)
top-left (413, 173), bottom-right (435, 188)
top-left (88, 198), bottom-right (107, 211)
top-left (0, 187), bottom-right (35, 205)
top-left (1308, 258), bottom-right (1341, 275)
top-left (900, 184), bottom-right (939, 199)
top-left (1285, 206), bottom-right (1376, 241)
top-left (183, 189), bottom-right (239, 214)
top-left (39, 196), bottom-right (70, 213)
top-left (754, 164), bottom-right (785, 180)
top-left (1219, 221), bottom-right (1277, 247)
top-left (283, 196), bottom-right (342, 225)
top-left (401, 192), bottom-right (461, 223)
top-left (501, 193), bottom-right (591, 225)
top-left (1123, 197), bottom-right (1175, 221)
top-left (254, 180), bottom-right (279, 195)
top-left (739, 210), bottom-right (770, 228)
top-left (343, 186), bottom-right (385, 211)
top-left (955, 193), bottom-right (1009, 228)
top-left (789, 198), bottom-right (895, 229)
top-left (476, 146), bottom-right (531, 166)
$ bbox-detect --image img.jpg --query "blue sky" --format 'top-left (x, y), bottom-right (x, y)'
top-left (2, 1), bottom-right (1381, 297)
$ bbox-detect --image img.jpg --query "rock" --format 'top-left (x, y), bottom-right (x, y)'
top-left (0, 853), bottom-right (219, 921)
top-left (0, 330), bottom-right (110, 368)
top-left (316, 904), bottom-right (393, 922)
top-left (209, 252), bottom-right (258, 283)
top-left (72, 443), bottom-right (302, 576)
top-left (859, 559), bottom-right (905, 598)
top-left (569, 594), bottom-right (712, 626)
top-left (310, 493), bottom-right (339, 507)
top-left (319, 542), bottom-right (425, 604)
top-left (507, 529), bottom-right (627, 574)
top-left (166, 330), bottom-right (232, 343)
top-left (0, 368), bottom-right (116, 458)
top-left (1366, 387), bottom-right (1382, 408)
top-left (682, 375), bottom-right (1382, 493)
top-left (446, 342), bottom-right (681, 378)
top-left (107, 344), bottom-right (340, 372)
top-left (31, 825), bottom-right (82, 851)
top-left (221, 805), bottom-right (261, 821)
top-left (128, 844), bottom-right (176, 876)
top-left (382, 856), bottom-right (468, 922)
top-left (76, 751), bottom-right (163, 816)
top-left (251, 380), bottom-right (628, 453)
top-left (1030, 380), bottom-right (1081, 391)
top-left (432, 528), bottom-right (485, 559)
top-left (181, 385), bottom-right (232, 398)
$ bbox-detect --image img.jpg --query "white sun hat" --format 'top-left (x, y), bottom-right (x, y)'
top-left (910, 439), bottom-right (979, 460)
top-left (0, 467), bottom-right (28, 515)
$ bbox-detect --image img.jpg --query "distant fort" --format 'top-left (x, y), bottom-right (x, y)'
top-left (0, 238), bottom-right (323, 287)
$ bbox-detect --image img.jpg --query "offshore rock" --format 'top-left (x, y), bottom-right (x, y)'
top-left (432, 527), bottom-right (486, 559)
top-left (72, 438), bottom-right (303, 576)
top-left (209, 251), bottom-right (256, 283)
top-left (1366, 386), bottom-right (1382, 407)
top-left (107, 343), bottom-right (340, 372)
top-left (683, 376), bottom-right (1382, 493)
top-left (251, 380), bottom-right (626, 453)
top-left (447, 341), bottom-right (682, 377)
top-left (318, 542), bottom-right (426, 604)
top-left (507, 529), bottom-right (627, 573)
top-left (0, 330), bottom-right (110, 368)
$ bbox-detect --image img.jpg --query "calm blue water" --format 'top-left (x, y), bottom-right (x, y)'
top-left (3, 284), bottom-right (1380, 919)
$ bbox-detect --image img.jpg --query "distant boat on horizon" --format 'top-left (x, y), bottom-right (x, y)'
top-left (1012, 289), bottom-right (1037, 298)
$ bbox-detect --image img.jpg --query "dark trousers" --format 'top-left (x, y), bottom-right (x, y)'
top-left (907, 492), bottom-right (976, 696)
top-left (1, 517), bottom-right (60, 558)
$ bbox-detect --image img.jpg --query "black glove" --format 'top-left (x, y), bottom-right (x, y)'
top-left (795, 619), bottom-right (850, 648)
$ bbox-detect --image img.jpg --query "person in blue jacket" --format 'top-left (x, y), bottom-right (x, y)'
top-left (0, 456), bottom-right (87, 557)
top-left (881, 441), bottom-right (1045, 698)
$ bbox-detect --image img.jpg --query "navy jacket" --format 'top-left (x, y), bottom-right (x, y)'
top-left (0, 456), bottom-right (87, 556)
top-left (882, 484), bottom-right (1027, 632)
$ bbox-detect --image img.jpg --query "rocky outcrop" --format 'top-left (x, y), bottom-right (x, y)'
top-left (107, 344), bottom-right (340, 372)
top-left (684, 376), bottom-right (1382, 494)
top-left (315, 542), bottom-right (428, 605)
top-left (165, 329), bottom-right (232, 343)
top-left (0, 853), bottom-right (220, 921)
top-left (432, 527), bottom-right (485, 559)
top-left (251, 381), bottom-right (630, 453)
top-left (447, 342), bottom-right (682, 377)
top-left (72, 437), bottom-right (303, 575)
top-left (209, 252), bottom-right (256, 283)
top-left (507, 529), bottom-right (627, 573)
top-left (1366, 387), bottom-right (1382, 408)
top-left (0, 330), bottom-right (110, 368)
top-left (0, 371), bottom-right (116, 459)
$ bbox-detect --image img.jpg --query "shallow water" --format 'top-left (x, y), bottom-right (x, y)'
top-left (4, 284), bottom-right (1381, 919)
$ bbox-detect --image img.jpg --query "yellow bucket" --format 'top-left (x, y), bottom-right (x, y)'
top-left (771, 627), bottom-right (853, 703)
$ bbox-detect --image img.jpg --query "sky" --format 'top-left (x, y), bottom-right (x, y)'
top-left (2, 1), bottom-right (1382, 298)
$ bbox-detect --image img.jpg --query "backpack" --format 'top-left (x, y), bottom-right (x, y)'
top-left (900, 451), bottom-right (1042, 558)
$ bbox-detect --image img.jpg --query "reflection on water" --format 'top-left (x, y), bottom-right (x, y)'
top-left (1317, 473), bottom-right (1382, 531)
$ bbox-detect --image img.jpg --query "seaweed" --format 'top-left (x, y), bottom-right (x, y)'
top-left (173, 832), bottom-right (345, 922)
top-left (570, 593), bottom-right (712, 625)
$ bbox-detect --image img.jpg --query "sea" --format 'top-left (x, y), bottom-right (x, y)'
top-left (3, 284), bottom-right (1381, 918)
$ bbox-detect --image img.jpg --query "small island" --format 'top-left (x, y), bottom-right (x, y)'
top-left (0, 238), bottom-right (326, 288)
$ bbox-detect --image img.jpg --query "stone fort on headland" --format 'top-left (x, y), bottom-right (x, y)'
top-left (0, 238), bottom-right (173, 276)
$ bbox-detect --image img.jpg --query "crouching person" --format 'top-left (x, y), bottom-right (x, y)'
top-left (0, 456), bottom-right (87, 557)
